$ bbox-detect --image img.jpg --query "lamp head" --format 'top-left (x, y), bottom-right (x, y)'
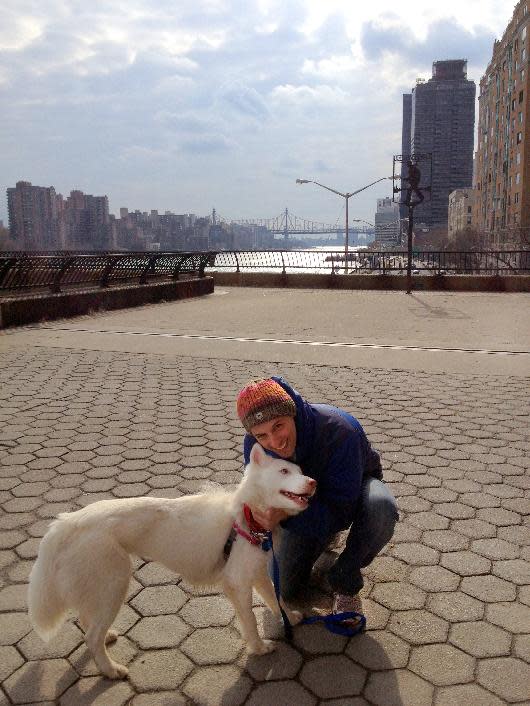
top-left (296, 179), bottom-right (310, 184)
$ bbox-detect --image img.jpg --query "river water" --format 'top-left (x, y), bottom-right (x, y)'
top-left (212, 245), bottom-right (379, 274)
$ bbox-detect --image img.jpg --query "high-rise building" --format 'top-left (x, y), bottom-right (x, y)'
top-left (401, 60), bottom-right (476, 230)
top-left (7, 181), bottom-right (64, 250)
top-left (374, 197), bottom-right (400, 246)
top-left (473, 0), bottom-right (529, 246)
top-left (399, 94), bottom-right (412, 219)
top-left (64, 191), bottom-right (114, 249)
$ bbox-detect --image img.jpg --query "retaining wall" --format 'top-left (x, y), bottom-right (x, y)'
top-left (0, 277), bottom-right (214, 329)
top-left (212, 271), bottom-right (530, 292)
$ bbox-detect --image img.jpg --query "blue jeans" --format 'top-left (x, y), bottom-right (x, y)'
top-left (274, 477), bottom-right (398, 599)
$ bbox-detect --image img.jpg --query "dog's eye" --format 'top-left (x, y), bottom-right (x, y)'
top-left (279, 468), bottom-right (289, 475)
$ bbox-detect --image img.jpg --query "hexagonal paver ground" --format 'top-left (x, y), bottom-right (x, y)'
top-left (0, 315), bottom-right (529, 705)
top-left (408, 643), bottom-right (475, 686)
top-left (477, 657), bottom-right (530, 703)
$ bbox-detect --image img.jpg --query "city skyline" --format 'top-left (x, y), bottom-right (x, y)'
top-left (1, 0), bottom-right (519, 226)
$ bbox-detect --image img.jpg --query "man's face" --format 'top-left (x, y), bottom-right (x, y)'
top-left (250, 415), bottom-right (297, 459)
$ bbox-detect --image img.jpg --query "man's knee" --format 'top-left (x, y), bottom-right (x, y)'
top-left (365, 483), bottom-right (399, 540)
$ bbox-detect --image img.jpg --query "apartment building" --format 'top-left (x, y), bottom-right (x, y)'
top-left (6, 182), bottom-right (115, 250)
top-left (402, 60), bottom-right (476, 230)
top-left (7, 181), bottom-right (64, 250)
top-left (374, 197), bottom-right (400, 246)
top-left (473, 0), bottom-right (529, 246)
top-left (399, 94), bottom-right (413, 219)
top-left (447, 189), bottom-right (474, 243)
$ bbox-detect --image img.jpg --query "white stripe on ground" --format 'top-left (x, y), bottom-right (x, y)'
top-left (33, 327), bottom-right (529, 357)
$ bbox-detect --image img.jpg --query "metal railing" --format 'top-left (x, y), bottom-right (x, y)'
top-left (209, 250), bottom-right (530, 275)
top-left (1, 249), bottom-right (528, 294)
top-left (0, 252), bottom-right (217, 294)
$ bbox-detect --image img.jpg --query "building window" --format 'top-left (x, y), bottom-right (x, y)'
top-left (514, 193), bottom-right (519, 204)
top-left (517, 151), bottom-right (521, 164)
top-left (517, 132), bottom-right (523, 143)
top-left (516, 173), bottom-right (521, 185)
top-left (519, 90), bottom-right (524, 103)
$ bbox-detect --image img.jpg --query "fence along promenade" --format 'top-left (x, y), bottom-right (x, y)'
top-left (0, 249), bottom-right (529, 295)
top-left (0, 252), bottom-right (216, 294)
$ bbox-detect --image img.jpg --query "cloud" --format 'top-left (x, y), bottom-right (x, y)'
top-left (360, 17), bottom-right (495, 69)
top-left (180, 133), bottom-right (236, 154)
top-left (270, 83), bottom-right (349, 105)
top-left (216, 82), bottom-right (270, 121)
top-left (313, 159), bottom-right (333, 173)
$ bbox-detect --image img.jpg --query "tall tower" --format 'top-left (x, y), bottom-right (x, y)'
top-left (399, 94), bottom-right (412, 219)
top-left (403, 60), bottom-right (476, 229)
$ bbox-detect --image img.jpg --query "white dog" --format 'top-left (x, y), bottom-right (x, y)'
top-left (28, 444), bottom-right (316, 678)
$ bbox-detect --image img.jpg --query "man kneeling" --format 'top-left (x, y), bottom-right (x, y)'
top-left (236, 376), bottom-right (399, 624)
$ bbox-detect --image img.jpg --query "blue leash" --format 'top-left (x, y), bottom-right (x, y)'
top-left (266, 531), bottom-right (366, 640)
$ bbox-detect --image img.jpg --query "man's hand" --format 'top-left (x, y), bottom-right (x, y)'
top-left (251, 507), bottom-right (290, 530)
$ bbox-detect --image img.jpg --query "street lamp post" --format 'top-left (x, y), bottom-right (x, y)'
top-left (296, 177), bottom-right (391, 274)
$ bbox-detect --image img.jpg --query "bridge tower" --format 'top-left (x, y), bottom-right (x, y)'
top-left (283, 208), bottom-right (289, 240)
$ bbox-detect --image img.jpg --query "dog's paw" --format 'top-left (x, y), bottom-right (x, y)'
top-left (105, 630), bottom-right (119, 644)
top-left (287, 609), bottom-right (304, 626)
top-left (105, 662), bottom-right (129, 679)
top-left (249, 639), bottom-right (276, 655)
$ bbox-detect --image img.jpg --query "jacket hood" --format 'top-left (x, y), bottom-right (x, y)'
top-left (271, 376), bottom-right (316, 464)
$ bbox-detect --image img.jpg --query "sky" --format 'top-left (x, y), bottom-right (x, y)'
top-left (0, 0), bottom-right (518, 228)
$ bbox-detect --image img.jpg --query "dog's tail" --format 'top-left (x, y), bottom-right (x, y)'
top-left (28, 514), bottom-right (71, 642)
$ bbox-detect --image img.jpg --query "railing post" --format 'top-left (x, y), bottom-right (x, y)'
top-left (51, 257), bottom-right (75, 293)
top-left (139, 254), bottom-right (158, 284)
top-left (280, 251), bottom-right (286, 275)
top-left (0, 258), bottom-right (16, 288)
top-left (100, 255), bottom-right (118, 288)
top-left (173, 254), bottom-right (195, 280)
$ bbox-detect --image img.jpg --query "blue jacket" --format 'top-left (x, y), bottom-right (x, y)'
top-left (243, 377), bottom-right (382, 539)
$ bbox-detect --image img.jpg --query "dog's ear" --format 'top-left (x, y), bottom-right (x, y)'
top-left (250, 443), bottom-right (265, 466)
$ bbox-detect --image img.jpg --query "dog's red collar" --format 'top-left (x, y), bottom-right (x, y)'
top-left (243, 504), bottom-right (268, 535)
top-left (224, 504), bottom-right (272, 557)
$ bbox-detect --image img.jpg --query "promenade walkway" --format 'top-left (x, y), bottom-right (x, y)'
top-left (0, 287), bottom-right (529, 705)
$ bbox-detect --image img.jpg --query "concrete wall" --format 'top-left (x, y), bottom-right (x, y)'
top-left (0, 277), bottom-right (214, 328)
top-left (212, 271), bottom-right (530, 292)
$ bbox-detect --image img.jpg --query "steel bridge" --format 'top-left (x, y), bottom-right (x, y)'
top-left (215, 208), bottom-right (374, 239)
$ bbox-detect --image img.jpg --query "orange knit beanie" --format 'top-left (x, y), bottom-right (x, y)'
top-left (236, 379), bottom-right (296, 432)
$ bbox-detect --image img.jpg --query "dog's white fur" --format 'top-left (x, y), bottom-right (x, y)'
top-left (28, 444), bottom-right (316, 678)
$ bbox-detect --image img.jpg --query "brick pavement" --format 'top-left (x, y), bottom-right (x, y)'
top-left (0, 294), bottom-right (529, 705)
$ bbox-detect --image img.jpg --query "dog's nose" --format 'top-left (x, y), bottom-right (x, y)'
top-left (307, 479), bottom-right (317, 489)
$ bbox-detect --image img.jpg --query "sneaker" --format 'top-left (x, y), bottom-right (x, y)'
top-left (332, 593), bottom-right (364, 629)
